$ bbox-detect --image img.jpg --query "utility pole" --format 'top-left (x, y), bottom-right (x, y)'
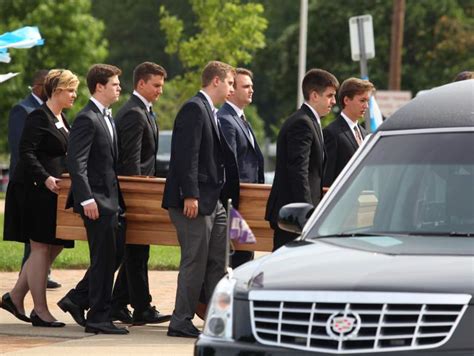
top-left (388, 0), bottom-right (405, 90)
top-left (297, 0), bottom-right (308, 108)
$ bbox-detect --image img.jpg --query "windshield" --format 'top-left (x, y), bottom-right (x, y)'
top-left (310, 132), bottom-right (474, 238)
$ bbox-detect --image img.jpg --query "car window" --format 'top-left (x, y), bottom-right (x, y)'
top-left (158, 132), bottom-right (172, 155)
top-left (311, 132), bottom-right (474, 237)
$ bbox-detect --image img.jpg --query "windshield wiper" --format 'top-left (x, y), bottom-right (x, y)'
top-left (407, 231), bottom-right (473, 237)
top-left (315, 232), bottom-right (393, 238)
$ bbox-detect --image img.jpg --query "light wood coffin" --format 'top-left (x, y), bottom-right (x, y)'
top-left (56, 175), bottom-right (274, 252)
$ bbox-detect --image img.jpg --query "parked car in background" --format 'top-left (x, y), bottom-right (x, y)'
top-left (156, 130), bottom-right (172, 178)
top-left (195, 80), bottom-right (474, 355)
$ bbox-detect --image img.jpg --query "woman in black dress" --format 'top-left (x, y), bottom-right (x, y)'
top-left (1, 69), bottom-right (79, 327)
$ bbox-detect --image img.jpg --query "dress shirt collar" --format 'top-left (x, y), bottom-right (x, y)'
top-left (303, 102), bottom-right (322, 126)
top-left (225, 100), bottom-right (244, 118)
top-left (31, 93), bottom-right (44, 106)
top-left (199, 90), bottom-right (217, 114)
top-left (341, 111), bottom-right (359, 130)
top-left (133, 90), bottom-right (153, 111)
top-left (90, 96), bottom-right (110, 116)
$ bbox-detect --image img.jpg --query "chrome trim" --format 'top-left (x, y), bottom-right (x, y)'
top-left (249, 291), bottom-right (471, 304)
top-left (249, 291), bottom-right (470, 354)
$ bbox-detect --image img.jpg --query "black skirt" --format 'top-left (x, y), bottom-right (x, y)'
top-left (3, 181), bottom-right (74, 248)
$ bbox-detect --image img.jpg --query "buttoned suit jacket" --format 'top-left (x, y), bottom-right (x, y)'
top-left (218, 103), bottom-right (264, 209)
top-left (323, 114), bottom-right (367, 186)
top-left (114, 94), bottom-right (158, 176)
top-left (8, 94), bottom-right (42, 174)
top-left (66, 100), bottom-right (124, 216)
top-left (162, 92), bottom-right (238, 215)
top-left (265, 104), bottom-right (326, 226)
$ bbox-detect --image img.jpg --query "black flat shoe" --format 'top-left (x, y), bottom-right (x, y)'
top-left (0, 293), bottom-right (31, 323)
top-left (46, 279), bottom-right (62, 289)
top-left (30, 310), bottom-right (65, 328)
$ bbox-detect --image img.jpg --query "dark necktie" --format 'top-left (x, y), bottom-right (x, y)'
top-left (241, 114), bottom-right (255, 148)
top-left (149, 107), bottom-right (158, 133)
top-left (354, 125), bottom-right (362, 146)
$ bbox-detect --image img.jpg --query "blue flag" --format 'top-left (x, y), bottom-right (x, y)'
top-left (0, 26), bottom-right (44, 50)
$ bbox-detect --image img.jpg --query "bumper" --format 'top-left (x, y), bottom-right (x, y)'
top-left (194, 336), bottom-right (473, 356)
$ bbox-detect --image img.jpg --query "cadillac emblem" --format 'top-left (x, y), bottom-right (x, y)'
top-left (326, 311), bottom-right (361, 340)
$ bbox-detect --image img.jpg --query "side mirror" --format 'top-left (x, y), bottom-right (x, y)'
top-left (278, 203), bottom-right (315, 234)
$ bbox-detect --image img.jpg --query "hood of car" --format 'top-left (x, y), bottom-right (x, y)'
top-left (242, 238), bottom-right (474, 297)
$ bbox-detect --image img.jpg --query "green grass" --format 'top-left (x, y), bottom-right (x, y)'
top-left (0, 214), bottom-right (180, 271)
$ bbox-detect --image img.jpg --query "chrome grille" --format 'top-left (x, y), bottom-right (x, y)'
top-left (249, 291), bottom-right (470, 354)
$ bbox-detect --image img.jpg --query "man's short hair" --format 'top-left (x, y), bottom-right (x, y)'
top-left (32, 69), bottom-right (49, 87)
top-left (133, 62), bottom-right (167, 88)
top-left (452, 71), bottom-right (473, 82)
top-left (302, 69), bottom-right (339, 100)
top-left (235, 68), bottom-right (253, 79)
top-left (86, 64), bottom-right (122, 94)
top-left (233, 68), bottom-right (253, 88)
top-left (44, 69), bottom-right (80, 99)
top-left (338, 77), bottom-right (375, 108)
top-left (201, 61), bottom-right (235, 87)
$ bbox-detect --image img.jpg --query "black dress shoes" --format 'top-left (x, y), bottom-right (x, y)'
top-left (30, 310), bottom-right (65, 327)
top-left (167, 324), bottom-right (201, 338)
top-left (132, 305), bottom-right (171, 325)
top-left (85, 321), bottom-right (129, 335)
top-left (0, 293), bottom-right (31, 323)
top-left (111, 306), bottom-right (133, 324)
top-left (57, 295), bottom-right (86, 327)
top-left (46, 278), bottom-right (62, 289)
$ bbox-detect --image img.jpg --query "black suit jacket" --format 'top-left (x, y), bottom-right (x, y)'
top-left (66, 100), bottom-right (124, 216)
top-left (8, 94), bottom-right (42, 174)
top-left (323, 114), bottom-right (366, 186)
top-left (115, 94), bottom-right (158, 176)
top-left (162, 92), bottom-right (238, 215)
top-left (12, 104), bottom-right (69, 185)
top-left (218, 102), bottom-right (264, 184)
top-left (265, 104), bottom-right (325, 226)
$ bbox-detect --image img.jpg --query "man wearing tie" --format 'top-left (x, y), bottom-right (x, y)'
top-left (59, 64), bottom-right (128, 334)
top-left (265, 69), bottom-right (339, 251)
top-left (111, 62), bottom-right (171, 325)
top-left (323, 78), bottom-right (374, 187)
top-left (218, 68), bottom-right (264, 268)
top-left (162, 60), bottom-right (237, 338)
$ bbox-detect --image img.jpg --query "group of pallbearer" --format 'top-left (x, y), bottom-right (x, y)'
top-left (0, 60), bottom-right (376, 338)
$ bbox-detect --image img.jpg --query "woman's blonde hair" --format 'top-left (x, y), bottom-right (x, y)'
top-left (44, 69), bottom-right (79, 98)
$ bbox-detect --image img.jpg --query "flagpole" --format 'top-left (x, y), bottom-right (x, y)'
top-left (225, 198), bottom-right (232, 275)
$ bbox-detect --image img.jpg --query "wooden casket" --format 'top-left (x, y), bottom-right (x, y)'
top-left (56, 176), bottom-right (274, 252)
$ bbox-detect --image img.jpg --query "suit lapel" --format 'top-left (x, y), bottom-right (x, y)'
top-left (132, 95), bottom-right (158, 143)
top-left (339, 115), bottom-right (359, 151)
top-left (90, 102), bottom-right (116, 159)
top-left (224, 103), bottom-right (256, 150)
top-left (42, 105), bottom-right (69, 146)
top-left (300, 105), bottom-right (326, 170)
top-left (197, 92), bottom-right (221, 143)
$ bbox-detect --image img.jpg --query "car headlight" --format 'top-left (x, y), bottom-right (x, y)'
top-left (203, 275), bottom-right (236, 339)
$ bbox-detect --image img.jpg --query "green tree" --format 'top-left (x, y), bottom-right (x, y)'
top-left (251, 0), bottom-right (473, 138)
top-left (157, 0), bottom-right (268, 141)
top-left (0, 0), bottom-right (108, 155)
